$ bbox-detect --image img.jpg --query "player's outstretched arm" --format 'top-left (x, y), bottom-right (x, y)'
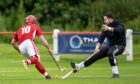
top-left (39, 35), bottom-right (52, 54)
top-left (11, 39), bottom-right (20, 53)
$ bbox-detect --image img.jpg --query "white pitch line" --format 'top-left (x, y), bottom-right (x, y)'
top-left (0, 70), bottom-right (35, 73)
top-left (72, 74), bottom-right (140, 78)
top-left (54, 74), bottom-right (140, 79)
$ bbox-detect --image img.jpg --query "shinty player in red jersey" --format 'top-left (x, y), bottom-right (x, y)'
top-left (11, 15), bottom-right (52, 79)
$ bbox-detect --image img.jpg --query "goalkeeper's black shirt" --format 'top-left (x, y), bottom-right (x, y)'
top-left (98, 20), bottom-right (126, 47)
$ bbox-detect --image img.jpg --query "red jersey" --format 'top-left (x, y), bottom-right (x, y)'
top-left (13, 23), bottom-right (43, 45)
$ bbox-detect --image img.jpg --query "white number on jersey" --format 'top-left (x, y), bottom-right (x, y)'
top-left (22, 26), bottom-right (31, 34)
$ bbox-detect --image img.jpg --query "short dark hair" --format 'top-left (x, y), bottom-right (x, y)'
top-left (104, 12), bottom-right (113, 18)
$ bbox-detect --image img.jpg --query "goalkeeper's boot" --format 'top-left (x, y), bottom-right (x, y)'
top-left (112, 74), bottom-right (119, 78)
top-left (22, 60), bottom-right (28, 71)
top-left (70, 61), bottom-right (78, 73)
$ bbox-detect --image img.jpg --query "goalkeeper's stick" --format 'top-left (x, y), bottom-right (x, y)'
top-left (55, 50), bottom-right (99, 79)
top-left (61, 70), bottom-right (73, 79)
top-left (55, 70), bottom-right (73, 79)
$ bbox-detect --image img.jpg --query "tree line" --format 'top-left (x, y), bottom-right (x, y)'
top-left (0, 0), bottom-right (140, 32)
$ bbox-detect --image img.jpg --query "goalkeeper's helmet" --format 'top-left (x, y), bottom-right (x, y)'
top-left (25, 15), bottom-right (38, 24)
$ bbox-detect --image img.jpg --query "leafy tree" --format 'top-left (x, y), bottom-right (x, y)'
top-left (0, 0), bottom-right (140, 32)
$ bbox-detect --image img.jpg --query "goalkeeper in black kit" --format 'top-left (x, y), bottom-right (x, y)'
top-left (70, 12), bottom-right (126, 78)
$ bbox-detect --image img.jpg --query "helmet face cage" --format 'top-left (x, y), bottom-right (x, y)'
top-left (25, 15), bottom-right (38, 24)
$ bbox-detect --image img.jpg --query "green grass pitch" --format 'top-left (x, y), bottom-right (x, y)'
top-left (0, 43), bottom-right (140, 84)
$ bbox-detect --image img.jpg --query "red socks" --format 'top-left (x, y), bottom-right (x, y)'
top-left (26, 56), bottom-right (48, 76)
top-left (35, 63), bottom-right (46, 75)
top-left (26, 56), bottom-right (39, 65)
